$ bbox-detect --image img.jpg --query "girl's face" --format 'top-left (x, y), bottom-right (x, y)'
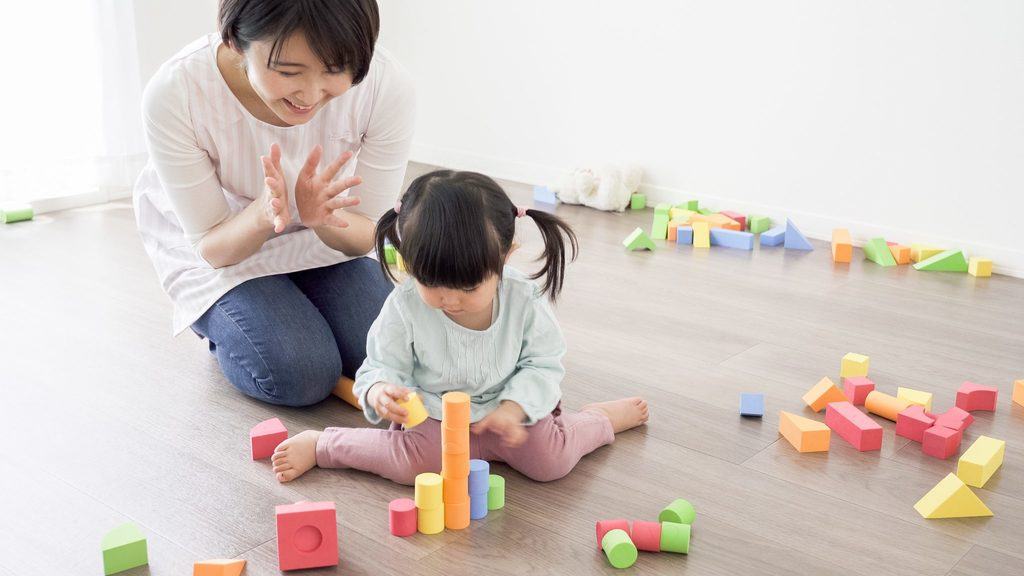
top-left (416, 274), bottom-right (501, 318)
top-left (237, 33), bottom-right (353, 126)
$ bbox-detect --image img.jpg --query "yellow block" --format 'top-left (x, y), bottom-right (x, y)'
top-left (414, 473), bottom-right (443, 509)
top-left (669, 207), bottom-right (694, 220)
top-left (779, 411), bottom-right (830, 453)
top-left (692, 221), bottom-right (710, 248)
top-left (1014, 379), bottom-right (1024, 407)
top-left (910, 244), bottom-right (944, 263)
top-left (398, 391), bottom-right (429, 428)
top-left (840, 353), bottom-right (869, 379)
top-left (194, 559), bottom-right (246, 576)
top-left (331, 376), bottom-right (361, 409)
top-left (802, 377), bottom-right (848, 412)
top-left (396, 252), bottom-right (406, 272)
top-left (417, 504), bottom-right (445, 534)
top-left (957, 436), bottom-right (1005, 488)
top-left (864, 391), bottom-right (912, 421)
top-left (914, 473), bottom-right (993, 518)
top-left (897, 387), bottom-right (933, 413)
top-left (968, 257), bottom-right (992, 277)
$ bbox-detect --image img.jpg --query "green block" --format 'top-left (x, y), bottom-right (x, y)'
top-left (863, 237), bottom-right (897, 267)
top-left (660, 522), bottom-right (691, 554)
top-left (623, 227), bottom-right (657, 251)
top-left (383, 244), bottom-right (397, 265)
top-left (488, 474), bottom-right (505, 510)
top-left (685, 199), bottom-right (699, 210)
top-left (748, 215), bottom-right (771, 234)
top-left (696, 207), bottom-right (713, 215)
top-left (913, 249), bottom-right (968, 272)
top-left (651, 213), bottom-right (669, 240)
top-left (102, 523), bottom-right (148, 575)
top-left (658, 498), bottom-right (696, 525)
top-left (1, 203), bottom-right (34, 224)
top-left (630, 193), bottom-right (646, 210)
top-left (601, 529), bottom-right (638, 569)
top-left (654, 202), bottom-right (671, 216)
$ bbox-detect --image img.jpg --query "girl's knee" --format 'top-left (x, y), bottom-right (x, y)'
top-left (518, 454), bottom-right (576, 483)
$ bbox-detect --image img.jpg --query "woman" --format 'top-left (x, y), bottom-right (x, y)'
top-left (133, 0), bottom-right (414, 406)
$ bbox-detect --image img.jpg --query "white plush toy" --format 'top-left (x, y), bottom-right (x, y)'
top-left (553, 164), bottom-right (643, 212)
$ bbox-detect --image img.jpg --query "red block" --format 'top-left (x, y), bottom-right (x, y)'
top-left (824, 401), bottom-right (882, 451)
top-left (955, 381), bottom-right (998, 412)
top-left (719, 210), bottom-right (746, 231)
top-left (895, 405), bottom-right (934, 443)
top-left (842, 377), bottom-right (875, 406)
top-left (276, 501), bottom-right (338, 571)
top-left (595, 519), bottom-right (630, 549)
top-left (250, 418), bottom-right (288, 460)
top-left (921, 426), bottom-right (962, 460)
top-left (932, 407), bottom-right (974, 432)
top-left (388, 498), bottom-right (417, 537)
top-left (631, 520), bottom-right (663, 552)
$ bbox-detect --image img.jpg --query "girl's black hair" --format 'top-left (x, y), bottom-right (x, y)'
top-left (219, 0), bottom-right (379, 83)
top-left (375, 170), bottom-right (579, 301)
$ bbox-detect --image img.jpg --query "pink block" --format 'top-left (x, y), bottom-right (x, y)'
top-left (932, 407), bottom-right (974, 432)
top-left (631, 520), bottom-right (662, 552)
top-left (276, 501), bottom-right (338, 571)
top-left (955, 381), bottom-right (998, 412)
top-left (825, 401), bottom-right (883, 451)
top-left (921, 425), bottom-right (962, 460)
top-left (895, 405), bottom-right (934, 443)
top-left (596, 519), bottom-right (630, 549)
top-left (842, 377), bottom-right (875, 406)
top-left (388, 498), bottom-right (417, 537)
top-left (250, 418), bottom-right (288, 460)
top-left (719, 210), bottom-right (746, 230)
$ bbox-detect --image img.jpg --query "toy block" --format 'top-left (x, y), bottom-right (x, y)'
top-left (840, 352), bottom-right (869, 379)
top-left (666, 219), bottom-right (690, 242)
top-left (669, 207), bottom-right (694, 220)
top-left (397, 391), bottom-right (428, 428)
top-left (802, 377), bottom-right (848, 412)
top-left (914, 473), bottom-right (993, 518)
top-left (760, 226), bottom-right (785, 246)
top-left (659, 522), bottom-right (691, 554)
top-left (831, 228), bottom-right (852, 263)
top-left (193, 559), bottom-right (245, 576)
top-left (748, 215), bottom-right (771, 234)
top-left (595, 519), bottom-right (630, 548)
top-left (957, 436), bottom-right (1005, 488)
top-left (469, 459), bottom-right (490, 493)
top-left (740, 393), bottom-right (765, 417)
top-left (913, 249), bottom-right (968, 272)
top-left (418, 504), bottom-right (444, 534)
top-left (601, 529), bottom-right (638, 569)
top-left (696, 207), bottom-right (713, 215)
top-left (383, 243), bottom-right (397, 265)
top-left (687, 212), bottom-right (740, 230)
top-left (533, 185), bottom-right (559, 205)
top-left (623, 227), bottom-right (656, 251)
top-left (250, 418), bottom-right (288, 460)
top-left (1015, 379), bottom-right (1024, 407)
top-left (888, 244), bottom-right (911, 265)
top-left (415, 472), bottom-right (443, 508)
top-left (631, 520), bottom-right (663, 552)
top-left (825, 401), bottom-right (883, 451)
top-left (445, 498), bottom-right (471, 530)
top-left (956, 381), bottom-right (998, 412)
top-left (389, 498), bottom-right (417, 537)
top-left (443, 475), bottom-right (469, 504)
top-left (897, 387), bottom-right (933, 413)
top-left (922, 425), bottom-right (962, 460)
top-left (655, 202), bottom-right (672, 215)
top-left (842, 376), bottom-right (875, 406)
top-left (683, 199), bottom-right (700, 210)
top-left (865, 391), bottom-right (912, 421)
top-left (783, 218), bottom-right (814, 251)
top-left (968, 257), bottom-right (992, 277)
top-left (896, 405), bottom-right (935, 443)
top-left (910, 244), bottom-right (944, 263)
top-left (102, 523), bottom-right (148, 575)
top-left (276, 501), bottom-right (338, 570)
top-left (1, 203), bottom-right (34, 224)
top-left (710, 228), bottom-right (755, 250)
top-left (779, 411), bottom-right (830, 452)
top-left (331, 376), bottom-right (362, 409)
top-left (658, 498), bottom-right (696, 525)
top-left (719, 210), bottom-right (746, 231)
top-left (863, 237), bottom-right (897, 267)
top-left (675, 226), bottom-right (693, 245)
top-left (651, 213), bottom-right (670, 240)
top-left (692, 221), bottom-right (710, 248)
top-left (630, 193), bottom-right (646, 210)
top-left (933, 407), bottom-right (974, 432)
top-left (488, 474), bottom-right (505, 510)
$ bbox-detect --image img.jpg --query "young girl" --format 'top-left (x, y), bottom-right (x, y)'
top-left (271, 170), bottom-right (648, 485)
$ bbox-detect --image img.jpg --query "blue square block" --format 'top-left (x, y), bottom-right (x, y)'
top-left (709, 228), bottom-right (754, 250)
top-left (675, 226), bottom-right (693, 245)
top-left (533, 185), bottom-right (559, 205)
top-left (760, 226), bottom-right (785, 246)
top-left (740, 393), bottom-right (765, 417)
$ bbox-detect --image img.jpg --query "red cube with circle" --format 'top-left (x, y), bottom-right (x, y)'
top-left (276, 501), bottom-right (338, 571)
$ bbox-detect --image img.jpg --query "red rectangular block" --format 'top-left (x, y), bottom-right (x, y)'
top-left (922, 425), bottom-right (962, 459)
top-left (842, 377), bottom-right (875, 406)
top-left (932, 407), bottom-right (974, 432)
top-left (955, 381), bottom-right (998, 412)
top-left (825, 401), bottom-right (882, 451)
top-left (895, 405), bottom-right (934, 443)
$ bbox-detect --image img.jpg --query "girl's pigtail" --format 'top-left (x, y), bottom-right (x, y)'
top-left (522, 209), bottom-right (579, 301)
top-left (374, 208), bottom-right (402, 283)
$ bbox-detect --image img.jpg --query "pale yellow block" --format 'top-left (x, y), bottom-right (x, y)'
top-left (669, 207), bottom-right (694, 220)
top-left (1014, 379), bottom-right (1024, 407)
top-left (801, 377), bottom-right (848, 412)
top-left (910, 244), bottom-right (944, 263)
top-left (398, 391), bottom-right (429, 428)
top-left (779, 411), bottom-right (830, 452)
top-left (396, 252), bottom-right (406, 272)
top-left (897, 387), bottom-right (933, 413)
top-left (957, 436), bottom-right (1006, 488)
top-left (914, 473), bottom-right (992, 518)
top-left (417, 504), bottom-right (445, 534)
top-left (692, 221), bottom-right (710, 248)
top-left (968, 257), bottom-right (992, 277)
top-left (414, 473), bottom-right (443, 509)
top-left (840, 353), bottom-right (869, 379)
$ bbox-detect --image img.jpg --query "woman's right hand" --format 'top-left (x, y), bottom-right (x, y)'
top-left (261, 143), bottom-right (291, 233)
top-left (368, 382), bottom-right (412, 425)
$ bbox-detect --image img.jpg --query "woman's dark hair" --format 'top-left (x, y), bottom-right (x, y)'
top-left (219, 0), bottom-right (379, 83)
top-left (375, 171), bottom-right (579, 301)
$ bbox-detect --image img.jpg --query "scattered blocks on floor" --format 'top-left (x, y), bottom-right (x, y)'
top-left (275, 501), bottom-right (338, 571)
top-left (914, 473), bottom-right (993, 519)
top-left (897, 387), bottom-right (934, 413)
top-left (102, 523), bottom-right (148, 575)
top-left (397, 391), bottom-right (429, 428)
top-left (887, 243), bottom-right (911, 265)
top-left (802, 377), bottom-right (848, 412)
top-left (842, 376), bottom-right (875, 406)
top-left (193, 559), bottom-right (246, 576)
top-left (760, 226), bottom-right (785, 246)
top-left (932, 407), bottom-right (974, 433)
top-left (910, 244), bottom-right (945, 263)
top-left (666, 219), bottom-right (690, 242)
top-left (692, 221), bottom-right (711, 248)
top-left (1015, 379), bottom-right (1024, 407)
top-left (783, 218), bottom-right (813, 250)
top-left (718, 210), bottom-right (746, 231)
top-left (623, 227), bottom-right (657, 251)
top-left (740, 393), bottom-right (765, 417)
top-left (533, 185), bottom-right (559, 205)
top-left (779, 411), bottom-right (830, 452)
top-left (863, 237), bottom-right (897, 267)
top-left (675, 226), bottom-right (693, 245)
top-left (596, 519), bottom-right (631, 549)
top-left (601, 529), bottom-right (638, 569)
top-left (896, 405), bottom-right (935, 443)
top-left (710, 228), bottom-right (755, 250)
top-left (658, 499), bottom-right (696, 525)
top-left (825, 401), bottom-right (883, 451)
top-left (913, 249), bottom-right (968, 272)
top-left (955, 381), bottom-right (998, 412)
top-left (865, 391), bottom-right (912, 422)
top-left (968, 257), bottom-right (993, 277)
top-left (630, 193), bottom-right (646, 210)
top-left (389, 498), bottom-right (418, 537)
top-left (250, 417), bottom-right (288, 460)
top-left (831, 228), bottom-right (852, 263)
top-left (840, 353), bottom-right (870, 379)
top-left (957, 436), bottom-right (1005, 488)
top-left (747, 215), bottom-right (772, 234)
top-left (922, 425), bottom-right (963, 460)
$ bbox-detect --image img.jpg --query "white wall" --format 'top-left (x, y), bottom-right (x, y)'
top-left (133, 0), bottom-right (218, 86)
top-left (379, 0), bottom-right (1024, 277)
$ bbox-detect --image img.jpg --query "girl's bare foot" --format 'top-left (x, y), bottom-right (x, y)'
top-left (581, 397), bottom-right (649, 433)
top-left (271, 430), bottom-right (322, 482)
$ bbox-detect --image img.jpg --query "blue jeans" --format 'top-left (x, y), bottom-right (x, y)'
top-left (192, 257), bottom-right (393, 407)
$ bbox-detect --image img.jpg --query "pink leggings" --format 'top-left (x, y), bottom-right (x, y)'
top-left (315, 405), bottom-right (615, 485)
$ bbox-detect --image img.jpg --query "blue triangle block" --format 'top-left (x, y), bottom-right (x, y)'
top-left (760, 226), bottom-right (786, 246)
top-left (783, 218), bottom-right (814, 251)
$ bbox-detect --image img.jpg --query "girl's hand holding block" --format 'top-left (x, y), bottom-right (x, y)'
top-left (368, 382), bottom-right (413, 425)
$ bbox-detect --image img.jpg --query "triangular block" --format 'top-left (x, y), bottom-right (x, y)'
top-left (914, 473), bottom-right (993, 518)
top-left (863, 237), bottom-right (897, 266)
top-left (623, 227), bottom-right (656, 251)
top-left (913, 249), bottom-right (968, 272)
top-left (250, 418), bottom-right (288, 460)
top-left (779, 411), bottom-right (830, 452)
top-left (783, 218), bottom-right (814, 250)
top-left (802, 377), bottom-right (848, 412)
top-left (102, 523), bottom-right (148, 575)
top-left (194, 559), bottom-right (246, 576)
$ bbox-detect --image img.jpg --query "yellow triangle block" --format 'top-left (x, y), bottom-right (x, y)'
top-left (914, 473), bottom-right (993, 519)
top-left (779, 411), bottom-right (830, 452)
top-left (194, 559), bottom-right (246, 576)
top-left (897, 387), bottom-right (933, 413)
top-left (802, 377), bottom-right (848, 412)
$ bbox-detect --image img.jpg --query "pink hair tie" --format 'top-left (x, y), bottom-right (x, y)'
top-left (516, 206), bottom-right (528, 218)
top-left (394, 200), bottom-right (402, 214)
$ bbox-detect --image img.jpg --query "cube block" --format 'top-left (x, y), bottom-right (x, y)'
top-left (955, 381), bottom-right (998, 412)
top-left (922, 426), bottom-right (962, 460)
top-left (968, 257), bottom-right (992, 277)
top-left (896, 405), bottom-right (935, 443)
top-left (840, 353), bottom-right (869, 379)
top-left (740, 393), bottom-right (765, 417)
top-left (842, 376), bottom-right (875, 406)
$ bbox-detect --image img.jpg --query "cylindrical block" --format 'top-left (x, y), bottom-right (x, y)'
top-left (595, 519), bottom-right (630, 549)
top-left (1, 203), bottom-right (33, 224)
top-left (601, 529), bottom-right (638, 569)
top-left (388, 498), bottom-right (417, 537)
top-left (865, 391), bottom-right (912, 422)
top-left (414, 473), bottom-right (443, 509)
top-left (444, 497), bottom-right (470, 530)
top-left (442, 392), bottom-right (471, 423)
top-left (442, 425), bottom-right (470, 454)
top-left (417, 503), bottom-right (444, 535)
top-left (658, 498), bottom-right (696, 525)
top-left (487, 474), bottom-right (505, 510)
top-left (443, 475), bottom-right (469, 504)
top-left (660, 521), bottom-right (691, 554)
top-left (470, 492), bottom-right (488, 520)
top-left (442, 452), bottom-right (470, 478)
top-left (631, 520), bottom-right (662, 552)
top-left (397, 392), bottom-right (429, 428)
top-left (468, 459), bottom-right (490, 493)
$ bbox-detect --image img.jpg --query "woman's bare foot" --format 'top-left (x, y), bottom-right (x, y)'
top-left (581, 397), bottom-right (649, 433)
top-left (271, 430), bottom-right (322, 482)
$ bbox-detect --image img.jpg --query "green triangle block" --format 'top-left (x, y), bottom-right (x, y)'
top-left (863, 237), bottom-right (897, 267)
top-left (914, 249), bottom-right (968, 272)
top-left (102, 523), bottom-right (148, 575)
top-left (623, 227), bottom-right (657, 251)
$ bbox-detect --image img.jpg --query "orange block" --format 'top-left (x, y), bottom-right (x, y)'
top-left (443, 475), bottom-right (469, 503)
top-left (865, 390), bottom-right (912, 421)
top-left (442, 425), bottom-right (470, 453)
top-left (331, 376), bottom-right (362, 409)
top-left (444, 498), bottom-right (471, 530)
top-left (442, 392), bottom-right (471, 425)
top-left (888, 243), bottom-right (911, 265)
top-left (1013, 379), bottom-right (1023, 407)
top-left (687, 213), bottom-right (741, 230)
top-left (831, 229), bottom-right (852, 263)
top-left (442, 452), bottom-right (470, 477)
top-left (802, 377), bottom-right (848, 412)
top-left (666, 219), bottom-right (690, 242)
top-left (779, 411), bottom-right (830, 452)
top-left (194, 559), bottom-right (245, 576)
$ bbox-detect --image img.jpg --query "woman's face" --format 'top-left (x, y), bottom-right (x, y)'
top-left (238, 33), bottom-right (353, 126)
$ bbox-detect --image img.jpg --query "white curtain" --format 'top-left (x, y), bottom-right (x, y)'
top-left (0, 0), bottom-right (146, 210)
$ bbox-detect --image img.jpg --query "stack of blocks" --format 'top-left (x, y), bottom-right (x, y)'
top-left (596, 499), bottom-right (694, 569)
top-left (275, 501), bottom-right (338, 570)
top-left (414, 473), bottom-right (444, 534)
top-left (442, 392), bottom-right (471, 530)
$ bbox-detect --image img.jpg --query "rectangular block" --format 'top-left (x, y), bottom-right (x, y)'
top-left (748, 215), bottom-right (772, 234)
top-left (718, 210), bottom-right (746, 231)
top-left (895, 405), bottom-right (934, 443)
top-left (968, 257), bottom-right (992, 277)
top-left (651, 213), bottom-right (670, 240)
top-left (692, 221), bottom-right (710, 248)
top-left (831, 228), bottom-right (852, 263)
top-left (669, 207), bottom-right (694, 220)
top-left (897, 387), bottom-right (933, 413)
top-left (825, 401), bottom-right (883, 451)
top-left (709, 228), bottom-right (755, 250)
top-left (1015, 379), bottom-right (1024, 407)
top-left (802, 377), bottom-right (848, 412)
top-left (740, 393), bottom-right (765, 417)
top-left (840, 353), bottom-right (869, 379)
top-left (760, 226), bottom-right (785, 246)
top-left (779, 411), bottom-right (830, 453)
top-left (888, 244), bottom-right (911, 265)
top-left (842, 376), bottom-right (875, 406)
top-left (922, 425), bottom-right (962, 460)
top-left (910, 244), bottom-right (944, 263)
top-left (957, 436), bottom-right (1005, 488)
top-left (955, 381), bottom-right (998, 412)
top-left (675, 226), bottom-right (693, 245)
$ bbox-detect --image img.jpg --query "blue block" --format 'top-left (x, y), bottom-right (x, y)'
top-left (533, 185), bottom-right (559, 205)
top-left (675, 226), bottom-right (693, 245)
top-left (469, 459), bottom-right (490, 493)
top-left (709, 228), bottom-right (754, 250)
top-left (760, 226), bottom-right (785, 246)
top-left (470, 491), bottom-right (489, 520)
top-left (783, 218), bottom-right (814, 251)
top-left (740, 393), bottom-right (765, 417)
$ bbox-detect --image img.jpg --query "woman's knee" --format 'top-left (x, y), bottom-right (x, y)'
top-left (220, 332), bottom-right (342, 407)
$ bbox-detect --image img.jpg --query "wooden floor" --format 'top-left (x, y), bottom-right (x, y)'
top-left (2, 163), bottom-right (1023, 575)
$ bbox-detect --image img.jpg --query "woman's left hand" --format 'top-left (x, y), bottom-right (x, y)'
top-left (293, 145), bottom-right (364, 229)
top-left (472, 401), bottom-right (529, 448)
